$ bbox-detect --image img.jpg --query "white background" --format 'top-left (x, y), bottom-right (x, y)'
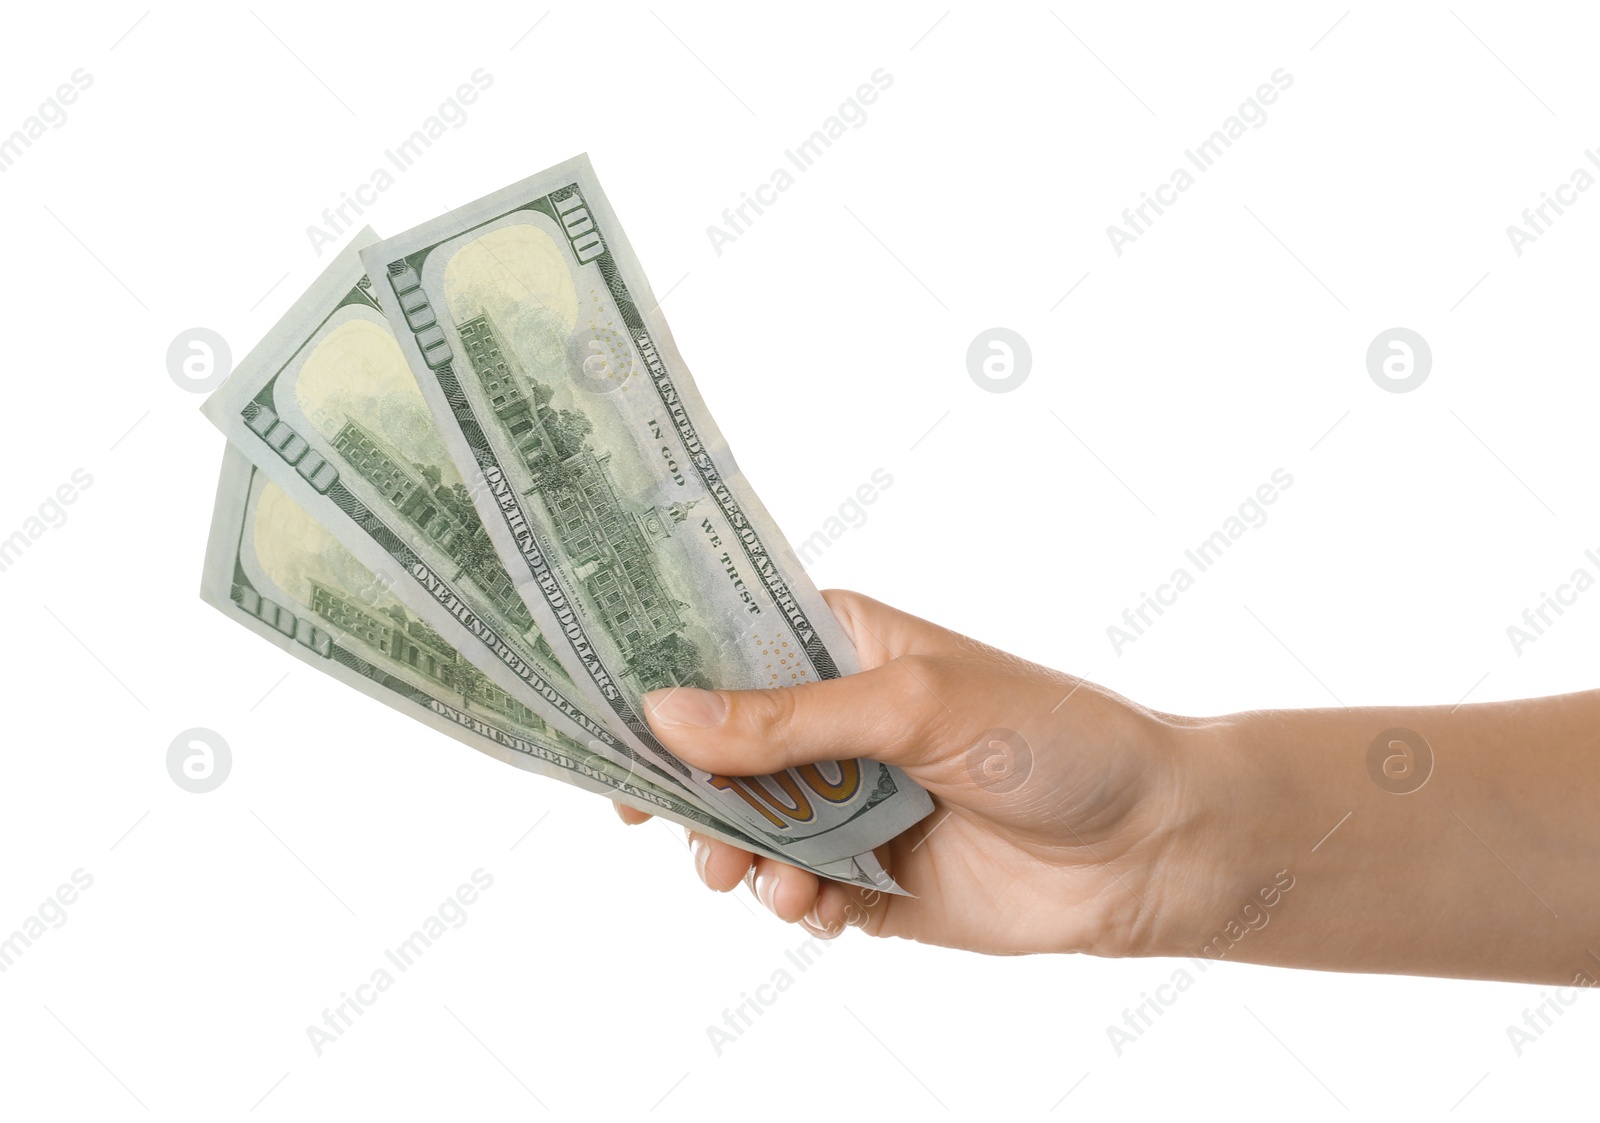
top-left (2, 1), bottom-right (1596, 1118)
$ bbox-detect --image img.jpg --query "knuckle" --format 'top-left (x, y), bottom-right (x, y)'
top-left (730, 687), bottom-right (804, 767)
top-left (819, 586), bottom-right (864, 614)
top-left (879, 654), bottom-right (960, 757)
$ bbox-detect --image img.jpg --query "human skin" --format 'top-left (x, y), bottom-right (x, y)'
top-left (614, 590), bottom-right (1600, 985)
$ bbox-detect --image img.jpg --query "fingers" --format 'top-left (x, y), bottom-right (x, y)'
top-left (667, 824), bottom-right (892, 941)
top-left (805, 880), bottom-right (865, 937)
top-left (748, 856), bottom-right (820, 924)
top-left (610, 804), bottom-right (754, 895)
top-left (684, 833), bottom-right (819, 920)
top-left (612, 801), bottom-right (652, 826)
top-left (798, 872), bottom-right (893, 939)
top-left (686, 832), bottom-right (755, 892)
top-left (696, 843), bottom-right (894, 943)
top-left (737, 854), bottom-right (885, 940)
top-left (642, 655), bottom-right (955, 775)
top-left (679, 829), bottom-right (887, 940)
top-left (613, 792), bottom-right (888, 936)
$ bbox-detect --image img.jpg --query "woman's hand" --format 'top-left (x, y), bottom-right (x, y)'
top-left (617, 590), bottom-right (1600, 984)
top-left (614, 589), bottom-right (1204, 957)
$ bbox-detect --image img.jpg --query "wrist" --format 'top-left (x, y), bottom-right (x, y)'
top-left (1125, 709), bottom-right (1304, 963)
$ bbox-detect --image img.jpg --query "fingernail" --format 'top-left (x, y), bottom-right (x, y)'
top-left (646, 687), bottom-right (727, 729)
top-left (755, 870), bottom-right (777, 914)
top-left (689, 835), bottom-right (711, 886)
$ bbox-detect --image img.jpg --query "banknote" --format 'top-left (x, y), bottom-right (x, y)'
top-left (201, 234), bottom-right (898, 890)
top-left (201, 230), bottom-right (690, 807)
top-left (361, 154), bottom-right (933, 867)
top-left (201, 443), bottom-right (775, 850)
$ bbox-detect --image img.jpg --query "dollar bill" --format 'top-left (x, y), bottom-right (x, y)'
top-left (201, 443), bottom-right (777, 851)
top-left (201, 235), bottom-right (899, 890)
top-left (360, 154), bottom-right (933, 867)
top-left (201, 230), bottom-right (688, 806)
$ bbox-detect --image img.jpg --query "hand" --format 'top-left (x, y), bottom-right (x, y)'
top-left (613, 589), bottom-right (1197, 956)
top-left (618, 591), bottom-right (1600, 982)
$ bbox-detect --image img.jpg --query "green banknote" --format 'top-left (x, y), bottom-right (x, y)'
top-left (201, 235), bottom-right (898, 890)
top-left (201, 231), bottom-right (687, 805)
top-left (361, 154), bottom-right (932, 867)
top-left (200, 443), bottom-right (774, 847)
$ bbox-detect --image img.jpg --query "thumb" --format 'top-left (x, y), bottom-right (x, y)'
top-left (642, 656), bottom-right (955, 777)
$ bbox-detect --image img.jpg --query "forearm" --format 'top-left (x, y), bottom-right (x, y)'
top-left (1151, 689), bottom-right (1600, 983)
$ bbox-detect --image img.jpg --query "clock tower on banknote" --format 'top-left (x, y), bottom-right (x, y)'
top-left (330, 417), bottom-right (538, 636)
top-left (456, 314), bottom-right (708, 692)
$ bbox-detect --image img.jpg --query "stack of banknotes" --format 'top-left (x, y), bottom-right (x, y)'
top-left (200, 154), bottom-right (932, 892)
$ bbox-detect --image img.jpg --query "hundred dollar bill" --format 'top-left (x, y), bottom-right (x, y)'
top-left (201, 230), bottom-right (692, 809)
top-left (201, 238), bottom-right (895, 890)
top-left (361, 154), bottom-right (933, 868)
top-left (201, 444), bottom-right (777, 851)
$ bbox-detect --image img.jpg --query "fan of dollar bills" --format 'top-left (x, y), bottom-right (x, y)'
top-left (200, 154), bottom-right (932, 892)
